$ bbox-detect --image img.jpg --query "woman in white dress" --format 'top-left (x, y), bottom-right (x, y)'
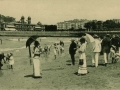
top-left (32, 41), bottom-right (42, 78)
top-left (78, 38), bottom-right (87, 75)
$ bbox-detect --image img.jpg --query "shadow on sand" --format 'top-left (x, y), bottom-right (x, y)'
top-left (66, 64), bottom-right (72, 66)
top-left (24, 74), bottom-right (33, 78)
top-left (87, 63), bottom-right (105, 67)
top-left (42, 68), bottom-right (64, 71)
top-left (66, 60), bottom-right (71, 62)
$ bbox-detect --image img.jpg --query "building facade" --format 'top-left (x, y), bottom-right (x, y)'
top-left (0, 16), bottom-right (45, 31)
top-left (57, 19), bottom-right (89, 30)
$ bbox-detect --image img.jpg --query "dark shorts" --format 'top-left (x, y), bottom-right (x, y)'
top-left (102, 46), bottom-right (110, 53)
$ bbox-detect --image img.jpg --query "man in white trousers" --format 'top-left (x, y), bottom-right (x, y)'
top-left (92, 34), bottom-right (101, 67)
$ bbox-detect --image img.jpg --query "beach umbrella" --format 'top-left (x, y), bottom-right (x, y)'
top-left (26, 36), bottom-right (40, 48)
top-left (26, 35), bottom-right (40, 65)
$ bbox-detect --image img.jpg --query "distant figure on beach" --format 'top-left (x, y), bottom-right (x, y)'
top-left (44, 44), bottom-right (48, 55)
top-left (48, 45), bottom-right (52, 52)
top-left (32, 41), bottom-right (42, 78)
top-left (53, 43), bottom-right (57, 59)
top-left (69, 39), bottom-right (77, 66)
top-left (60, 40), bottom-right (64, 54)
top-left (6, 53), bottom-right (10, 69)
top-left (56, 43), bottom-right (60, 55)
top-left (0, 53), bottom-right (5, 70)
top-left (9, 53), bottom-right (14, 69)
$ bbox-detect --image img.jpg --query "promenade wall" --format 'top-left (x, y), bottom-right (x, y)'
top-left (0, 31), bottom-right (120, 37)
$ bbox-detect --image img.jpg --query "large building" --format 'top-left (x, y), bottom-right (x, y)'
top-left (113, 19), bottom-right (120, 23)
top-left (14, 16), bottom-right (36, 31)
top-left (0, 16), bottom-right (45, 31)
top-left (57, 19), bottom-right (89, 30)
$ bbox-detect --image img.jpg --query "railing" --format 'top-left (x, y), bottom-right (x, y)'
top-left (0, 31), bottom-right (120, 37)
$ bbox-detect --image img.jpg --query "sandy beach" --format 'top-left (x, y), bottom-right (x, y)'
top-left (0, 37), bottom-right (120, 90)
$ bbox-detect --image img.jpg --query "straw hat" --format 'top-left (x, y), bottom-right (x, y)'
top-left (70, 39), bottom-right (75, 42)
top-left (106, 34), bottom-right (110, 37)
top-left (93, 34), bottom-right (99, 38)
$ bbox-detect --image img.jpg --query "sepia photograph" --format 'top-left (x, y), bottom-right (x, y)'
top-left (0, 0), bottom-right (120, 90)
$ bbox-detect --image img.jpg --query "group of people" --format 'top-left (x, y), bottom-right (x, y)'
top-left (32, 40), bottom-right (64, 78)
top-left (1, 34), bottom-right (119, 78)
top-left (53, 41), bottom-right (64, 59)
top-left (69, 33), bottom-right (120, 76)
top-left (0, 52), bottom-right (14, 70)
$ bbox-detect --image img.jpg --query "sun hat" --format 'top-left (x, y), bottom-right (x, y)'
top-left (70, 38), bottom-right (75, 42)
top-left (93, 34), bottom-right (99, 38)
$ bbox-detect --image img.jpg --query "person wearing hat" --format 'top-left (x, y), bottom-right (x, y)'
top-left (101, 34), bottom-right (111, 66)
top-left (32, 41), bottom-right (42, 78)
top-left (69, 39), bottom-right (77, 66)
top-left (92, 34), bottom-right (101, 67)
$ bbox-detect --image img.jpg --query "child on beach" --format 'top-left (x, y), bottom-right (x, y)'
top-left (9, 53), bottom-right (14, 69)
top-left (6, 53), bottom-right (10, 69)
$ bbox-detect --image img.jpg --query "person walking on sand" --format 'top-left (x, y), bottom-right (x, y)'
top-left (77, 38), bottom-right (88, 75)
top-left (32, 41), bottom-right (42, 78)
top-left (69, 39), bottom-right (77, 66)
top-left (92, 34), bottom-right (101, 67)
top-left (53, 43), bottom-right (57, 59)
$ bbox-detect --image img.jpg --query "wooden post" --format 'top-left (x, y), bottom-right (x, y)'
top-left (0, 39), bottom-right (2, 44)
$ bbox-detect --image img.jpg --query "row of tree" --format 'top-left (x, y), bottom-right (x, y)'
top-left (0, 14), bottom-right (15, 23)
top-left (84, 20), bottom-right (120, 31)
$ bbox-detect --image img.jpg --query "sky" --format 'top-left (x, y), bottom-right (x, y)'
top-left (0, 0), bottom-right (120, 25)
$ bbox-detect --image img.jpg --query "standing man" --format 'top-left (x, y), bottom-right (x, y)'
top-left (69, 39), bottom-right (77, 66)
top-left (92, 34), bottom-right (101, 67)
top-left (101, 34), bottom-right (111, 66)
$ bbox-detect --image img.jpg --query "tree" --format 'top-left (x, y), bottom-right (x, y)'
top-left (96, 21), bottom-right (103, 30)
top-left (91, 21), bottom-right (97, 30)
top-left (84, 22), bottom-right (91, 31)
top-left (103, 20), bottom-right (116, 30)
